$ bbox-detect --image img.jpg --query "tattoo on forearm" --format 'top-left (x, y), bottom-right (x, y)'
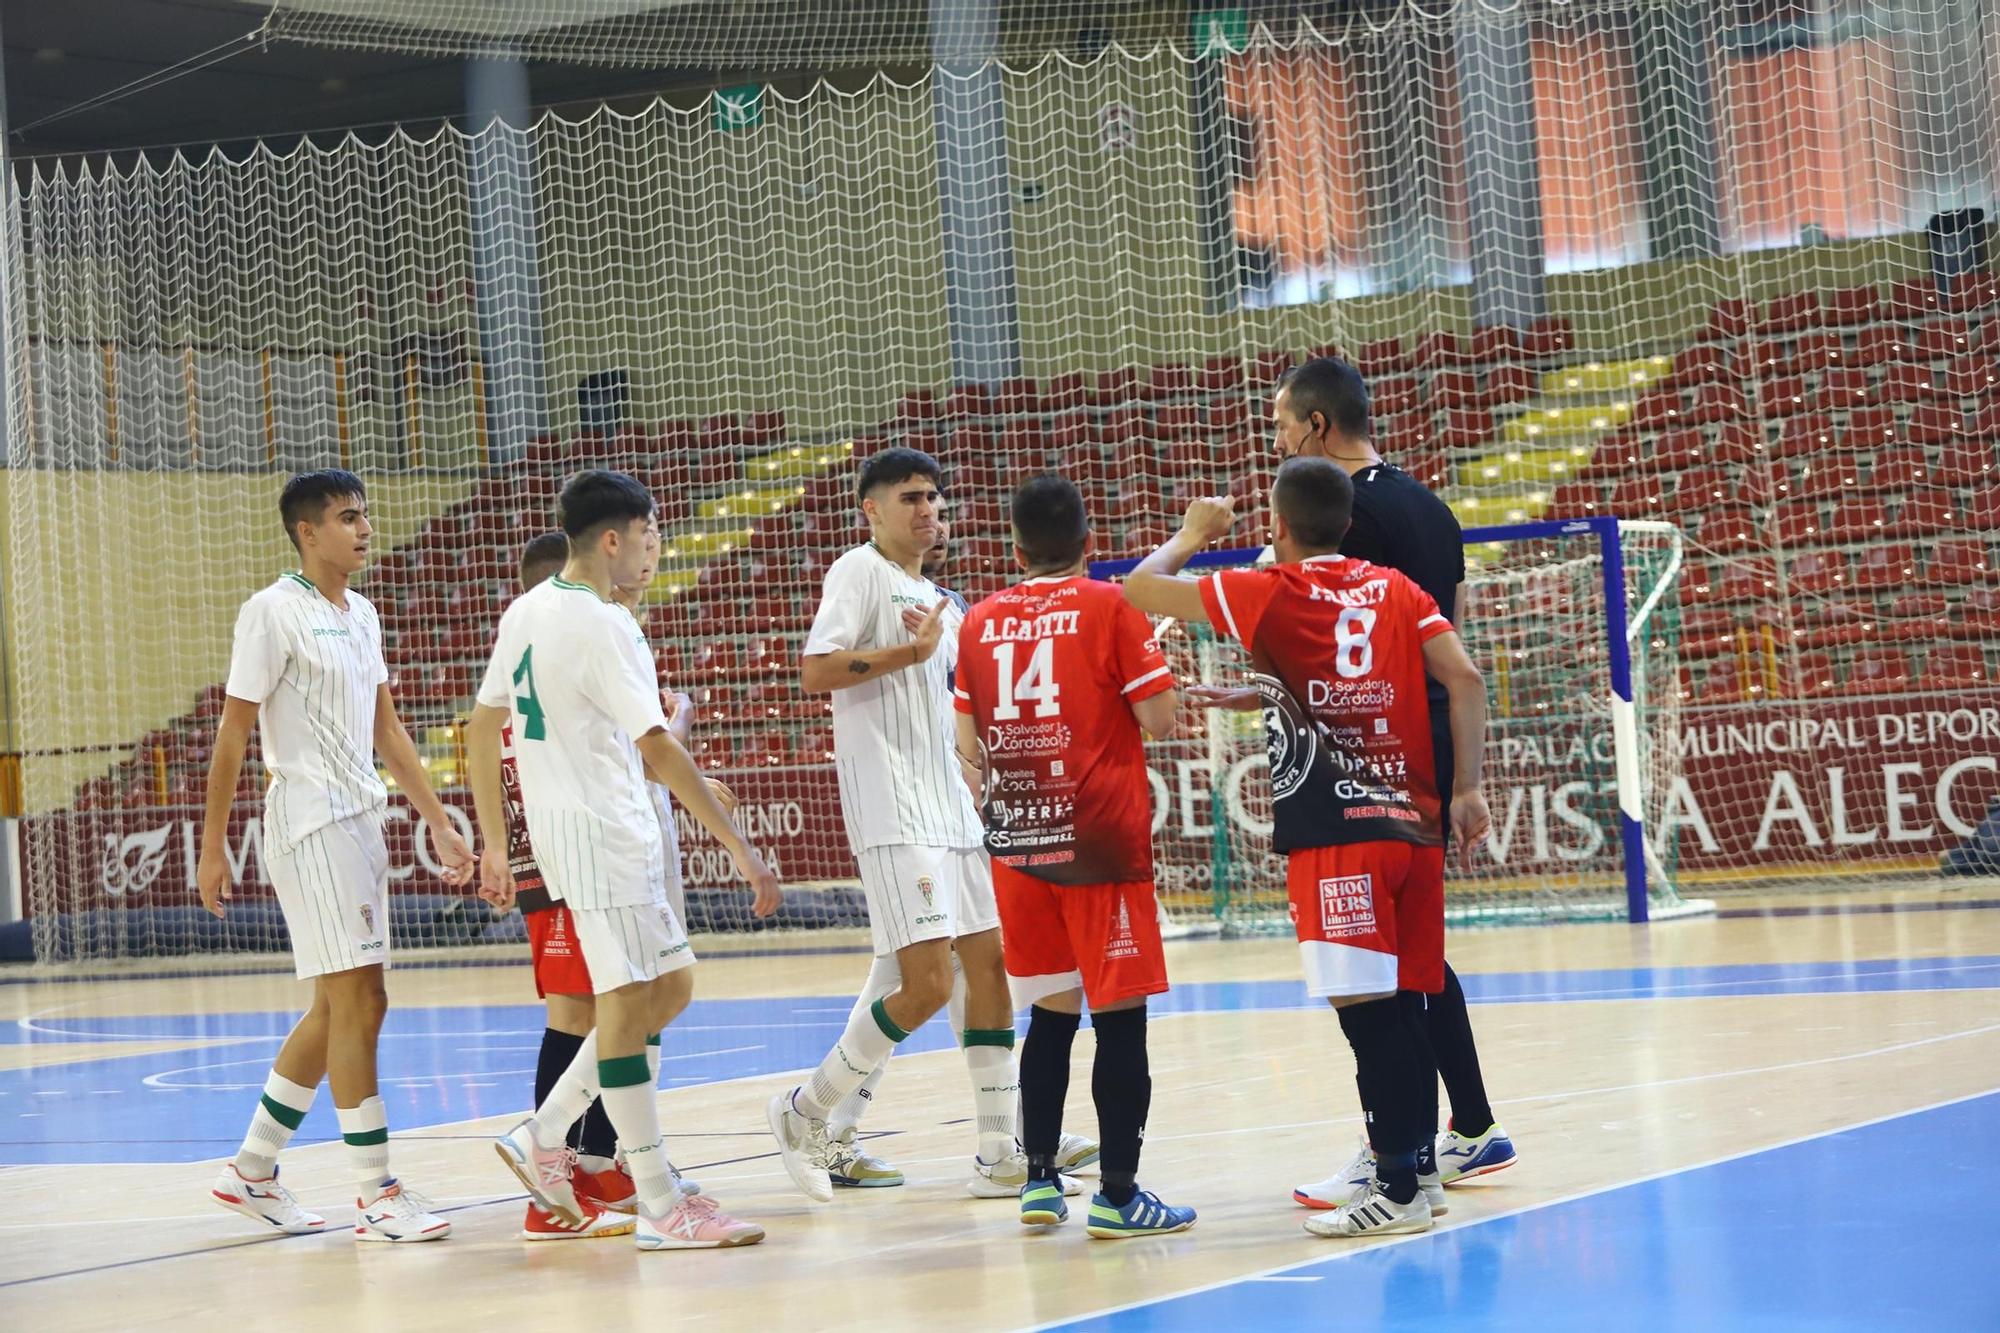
top-left (847, 660), bottom-right (872, 676)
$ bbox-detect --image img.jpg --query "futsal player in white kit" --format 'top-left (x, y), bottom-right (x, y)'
top-left (474, 469), bottom-right (780, 1251)
top-left (200, 469), bottom-right (475, 1242)
top-left (766, 447), bottom-right (1075, 1202)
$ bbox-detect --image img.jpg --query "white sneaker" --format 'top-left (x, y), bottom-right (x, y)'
top-left (766, 1090), bottom-right (834, 1202)
top-left (355, 1179), bottom-right (452, 1242)
top-left (211, 1163), bottom-right (326, 1234)
top-left (1302, 1179), bottom-right (1434, 1239)
top-left (1435, 1122), bottom-right (1518, 1184)
top-left (1056, 1132), bottom-right (1101, 1175)
top-left (495, 1120), bottom-right (583, 1227)
top-left (968, 1151), bottom-right (1081, 1199)
top-left (1292, 1137), bottom-right (1446, 1216)
top-left (636, 1192), bottom-right (766, 1250)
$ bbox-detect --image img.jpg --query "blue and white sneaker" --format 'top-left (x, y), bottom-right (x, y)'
top-left (1292, 1138), bottom-right (1445, 1216)
top-left (1435, 1122), bottom-right (1516, 1185)
top-left (1085, 1189), bottom-right (1196, 1240)
top-left (1019, 1178), bottom-right (1069, 1226)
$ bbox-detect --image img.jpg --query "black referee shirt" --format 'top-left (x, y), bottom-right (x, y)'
top-left (1338, 461), bottom-right (1466, 713)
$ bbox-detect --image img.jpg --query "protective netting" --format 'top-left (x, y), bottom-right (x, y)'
top-left (10, 0), bottom-right (2000, 962)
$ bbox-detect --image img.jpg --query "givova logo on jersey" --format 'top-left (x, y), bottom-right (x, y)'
top-left (1318, 874), bottom-right (1376, 940)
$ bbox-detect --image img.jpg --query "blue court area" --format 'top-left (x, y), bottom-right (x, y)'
top-left (4, 954), bottom-right (1997, 1166)
top-left (1052, 1091), bottom-right (2000, 1332)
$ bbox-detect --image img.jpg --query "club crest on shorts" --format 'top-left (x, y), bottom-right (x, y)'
top-left (359, 903), bottom-right (375, 934)
top-left (916, 876), bottom-right (935, 907)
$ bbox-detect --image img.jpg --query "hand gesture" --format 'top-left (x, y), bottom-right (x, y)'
top-left (429, 819), bottom-right (476, 887)
top-left (1185, 683), bottom-right (1261, 712)
top-left (1449, 790), bottom-right (1493, 872)
top-left (706, 777), bottom-right (741, 814)
top-left (907, 599), bottom-right (948, 664)
top-left (1181, 495), bottom-right (1237, 544)
top-left (663, 689), bottom-right (694, 743)
top-left (197, 844), bottom-right (232, 919)
top-left (733, 843), bottom-right (782, 919)
top-left (478, 842), bottom-right (517, 910)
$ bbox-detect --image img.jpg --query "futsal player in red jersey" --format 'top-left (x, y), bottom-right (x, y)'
top-left (1124, 456), bottom-right (1492, 1239)
top-left (953, 474), bottom-right (1195, 1238)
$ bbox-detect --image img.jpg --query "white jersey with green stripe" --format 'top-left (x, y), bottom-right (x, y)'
top-left (803, 542), bottom-right (983, 854)
top-left (476, 577), bottom-right (670, 909)
top-left (224, 574), bottom-right (389, 852)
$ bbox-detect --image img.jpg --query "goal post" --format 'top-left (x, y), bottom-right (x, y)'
top-left (1089, 515), bottom-right (1710, 931)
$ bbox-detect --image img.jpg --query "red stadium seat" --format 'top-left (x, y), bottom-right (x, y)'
top-left (1823, 497), bottom-right (1890, 541)
top-left (1469, 325), bottom-right (1524, 363)
top-left (1808, 366), bottom-right (1870, 412)
top-left (1921, 645), bottom-right (1989, 688)
top-left (1427, 370), bottom-right (1484, 409)
top-left (1850, 543), bottom-right (1918, 589)
top-left (1410, 331), bottom-right (1471, 368)
top-left (1668, 342), bottom-right (1735, 388)
top-left (1934, 442), bottom-right (1995, 488)
top-left (1773, 413), bottom-right (1839, 460)
top-left (1842, 405), bottom-right (1901, 450)
top-left (1143, 363), bottom-right (1195, 400)
top-left (1848, 647), bottom-right (1911, 692)
top-left (1758, 290), bottom-right (1821, 334)
top-left (1888, 487), bottom-right (1957, 535)
top-left (1786, 548), bottom-right (1849, 595)
top-left (1758, 374), bottom-right (1808, 417)
top-left (1823, 285), bottom-right (1878, 326)
top-left (1943, 357), bottom-right (2000, 400)
top-left (1787, 651), bottom-right (1840, 699)
top-left (1881, 278), bottom-right (1941, 321)
top-left (1790, 458), bottom-right (1860, 499)
top-left (1924, 539), bottom-right (1990, 585)
top-left (1853, 324), bottom-right (1916, 365)
top-left (1698, 297), bottom-right (1751, 342)
top-left (1869, 445), bottom-right (1932, 486)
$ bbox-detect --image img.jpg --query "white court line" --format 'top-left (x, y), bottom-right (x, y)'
top-left (1014, 1083), bottom-right (2000, 1333)
top-left (139, 1045), bottom-right (767, 1091)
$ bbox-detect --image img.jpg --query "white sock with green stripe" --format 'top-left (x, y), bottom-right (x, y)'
top-left (530, 1028), bottom-right (600, 1148)
top-left (335, 1096), bottom-right (391, 1198)
top-left (798, 997), bottom-right (906, 1120)
top-left (962, 1029), bottom-right (1019, 1164)
top-left (598, 1052), bottom-right (679, 1218)
top-left (235, 1071), bottom-right (317, 1180)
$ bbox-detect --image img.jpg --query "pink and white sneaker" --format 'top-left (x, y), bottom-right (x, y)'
top-left (211, 1162), bottom-right (326, 1234)
top-left (635, 1193), bottom-right (766, 1250)
top-left (495, 1120), bottom-right (583, 1227)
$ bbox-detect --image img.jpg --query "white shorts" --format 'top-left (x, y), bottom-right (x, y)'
top-left (267, 813), bottom-right (390, 981)
top-left (856, 845), bottom-right (999, 957)
top-left (570, 900), bottom-right (696, 995)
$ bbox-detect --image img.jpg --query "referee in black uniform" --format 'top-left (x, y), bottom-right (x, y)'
top-left (1270, 356), bottom-right (1517, 1185)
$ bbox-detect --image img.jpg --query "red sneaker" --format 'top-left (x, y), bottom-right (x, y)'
top-left (521, 1198), bottom-right (636, 1241)
top-left (573, 1161), bottom-right (637, 1215)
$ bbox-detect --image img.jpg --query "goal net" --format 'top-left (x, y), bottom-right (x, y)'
top-left (8, 1), bottom-right (1998, 964)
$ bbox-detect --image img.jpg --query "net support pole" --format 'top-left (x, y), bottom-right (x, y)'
top-left (1464, 517), bottom-right (1651, 923)
top-left (465, 47), bottom-right (549, 466)
top-left (1452, 9), bottom-right (1546, 328)
top-left (1593, 517), bottom-right (1649, 924)
top-left (931, 0), bottom-right (1023, 386)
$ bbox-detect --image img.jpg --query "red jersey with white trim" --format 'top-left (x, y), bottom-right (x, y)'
top-left (1198, 554), bottom-right (1454, 851)
top-left (954, 576), bottom-right (1174, 885)
top-left (498, 717), bottom-right (549, 906)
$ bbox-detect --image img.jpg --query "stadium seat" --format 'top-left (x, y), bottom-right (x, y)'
top-left (1708, 421), bottom-right (1766, 464)
top-left (1824, 497), bottom-right (1890, 541)
top-left (1882, 278), bottom-right (1941, 320)
top-left (1808, 366), bottom-right (1870, 411)
top-left (1773, 413), bottom-right (1839, 460)
top-left (1781, 331), bottom-right (1846, 376)
top-left (1357, 338), bottom-right (1408, 374)
top-left (1851, 543), bottom-right (1918, 590)
top-left (1942, 357), bottom-right (1999, 400)
top-left (1092, 367), bottom-right (1139, 406)
top-left (1786, 548), bottom-right (1849, 595)
top-left (1711, 559), bottom-right (1774, 605)
top-left (1411, 331), bottom-right (1470, 368)
top-left (1790, 458), bottom-right (1859, 499)
top-left (1428, 369), bottom-right (1483, 409)
top-left (1143, 363), bottom-right (1195, 400)
top-left (1824, 285), bottom-right (1879, 326)
top-left (1920, 644), bottom-right (1989, 688)
top-left (1924, 539), bottom-right (1990, 586)
top-left (1842, 405), bottom-right (1900, 450)
top-left (1883, 363), bottom-right (1947, 404)
top-left (1758, 374), bottom-right (1808, 417)
top-left (1702, 656), bottom-right (1747, 702)
top-left (994, 376), bottom-right (1040, 413)
top-left (1669, 342), bottom-right (1734, 387)
top-left (1854, 324), bottom-right (1916, 365)
top-left (1787, 650), bottom-right (1840, 698)
top-left (1848, 647), bottom-right (1911, 692)
top-left (1044, 371), bottom-right (1089, 410)
top-left (1757, 291), bottom-right (1821, 334)
top-left (1869, 445), bottom-right (1931, 485)
top-left (1794, 601), bottom-right (1876, 650)
top-left (1469, 325), bottom-right (1524, 363)
top-left (1772, 499), bottom-right (1825, 546)
top-left (1698, 297), bottom-right (1751, 342)
top-left (1934, 442), bottom-right (1995, 487)
top-left (1663, 463), bottom-right (1736, 513)
top-left (1607, 476), bottom-right (1667, 516)
top-left (1696, 502), bottom-right (1763, 553)
top-left (1888, 488), bottom-right (1957, 536)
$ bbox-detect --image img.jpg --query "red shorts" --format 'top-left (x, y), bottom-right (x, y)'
top-left (526, 903), bottom-right (594, 999)
top-left (1286, 841), bottom-right (1444, 998)
top-left (993, 860), bottom-right (1169, 1010)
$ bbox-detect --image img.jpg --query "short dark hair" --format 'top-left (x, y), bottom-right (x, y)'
top-left (519, 531), bottom-right (569, 591)
top-left (1277, 357), bottom-right (1371, 439)
top-left (1010, 473), bottom-right (1088, 572)
top-left (556, 469), bottom-right (655, 542)
top-left (856, 446), bottom-right (941, 502)
top-left (1274, 455), bottom-right (1354, 551)
top-left (279, 469), bottom-right (366, 551)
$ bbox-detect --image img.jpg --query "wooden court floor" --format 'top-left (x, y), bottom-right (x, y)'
top-left (2, 881), bottom-right (1996, 1331)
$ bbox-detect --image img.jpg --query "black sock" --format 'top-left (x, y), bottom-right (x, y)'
top-left (1089, 1005), bottom-right (1151, 1207)
top-left (1020, 1005), bottom-right (1082, 1181)
top-left (1397, 988), bottom-right (1441, 1174)
top-left (1336, 997), bottom-right (1428, 1205)
top-left (575, 1097), bottom-right (619, 1161)
top-left (536, 1027), bottom-right (582, 1108)
top-left (1426, 963), bottom-right (1496, 1137)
